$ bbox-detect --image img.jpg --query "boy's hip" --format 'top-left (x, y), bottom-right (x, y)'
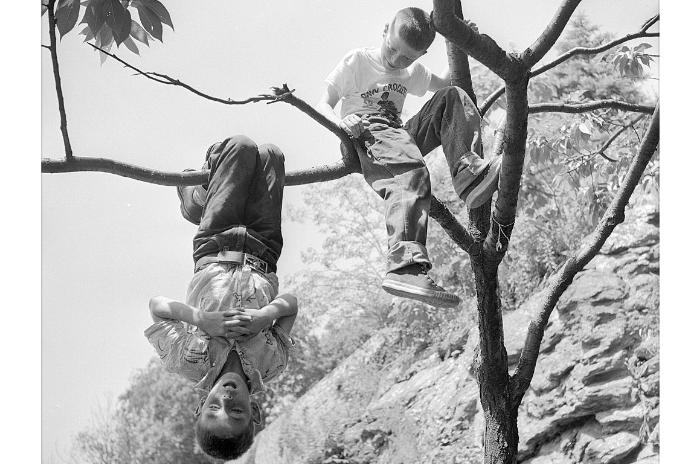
top-left (356, 121), bottom-right (423, 164)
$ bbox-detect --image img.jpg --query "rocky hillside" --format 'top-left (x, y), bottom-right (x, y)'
top-left (237, 202), bottom-right (659, 464)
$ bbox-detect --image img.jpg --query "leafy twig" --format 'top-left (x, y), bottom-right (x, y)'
top-left (86, 42), bottom-right (279, 105)
top-left (594, 114), bottom-right (647, 161)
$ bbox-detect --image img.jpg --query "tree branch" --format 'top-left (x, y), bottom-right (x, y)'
top-left (444, 0), bottom-right (478, 107)
top-left (431, 0), bottom-right (518, 81)
top-left (480, 23), bottom-right (659, 115)
top-left (430, 196), bottom-right (475, 254)
top-left (41, 99), bottom-right (651, 182)
top-left (594, 114), bottom-right (647, 161)
top-left (529, 100), bottom-right (655, 115)
top-left (46, 0), bottom-right (73, 159)
top-left (86, 43), bottom-right (363, 174)
top-left (509, 102), bottom-right (659, 404)
top-left (86, 43), bottom-right (289, 105)
top-left (522, 0), bottom-right (583, 68)
top-left (40, 155), bottom-right (355, 187)
top-left (482, 80), bottom-right (529, 264)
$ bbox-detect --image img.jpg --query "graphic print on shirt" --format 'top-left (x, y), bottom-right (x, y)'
top-left (360, 82), bottom-right (408, 126)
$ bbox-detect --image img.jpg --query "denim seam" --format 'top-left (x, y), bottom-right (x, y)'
top-left (371, 149), bottom-right (410, 243)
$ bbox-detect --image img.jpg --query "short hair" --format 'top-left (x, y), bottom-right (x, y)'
top-left (393, 7), bottom-right (436, 52)
top-left (195, 419), bottom-right (255, 460)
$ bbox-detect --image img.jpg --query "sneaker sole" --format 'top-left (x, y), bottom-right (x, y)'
top-left (176, 185), bottom-right (202, 225)
top-left (464, 156), bottom-right (502, 208)
top-left (382, 281), bottom-right (460, 308)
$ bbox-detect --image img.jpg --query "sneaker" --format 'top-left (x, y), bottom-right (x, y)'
top-left (382, 264), bottom-right (460, 308)
top-left (460, 155), bottom-right (502, 208)
top-left (177, 164), bottom-right (208, 225)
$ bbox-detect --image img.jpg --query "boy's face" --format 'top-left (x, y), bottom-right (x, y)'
top-left (198, 372), bottom-right (261, 437)
top-left (380, 20), bottom-right (427, 71)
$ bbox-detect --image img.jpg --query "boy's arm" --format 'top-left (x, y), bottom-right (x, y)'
top-left (270, 294), bottom-right (298, 335)
top-left (317, 85), bottom-right (366, 138)
top-left (428, 66), bottom-right (452, 92)
top-left (226, 293), bottom-right (298, 341)
top-left (149, 296), bottom-right (253, 338)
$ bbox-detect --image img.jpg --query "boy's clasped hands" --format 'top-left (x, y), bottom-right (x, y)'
top-left (198, 307), bottom-right (272, 341)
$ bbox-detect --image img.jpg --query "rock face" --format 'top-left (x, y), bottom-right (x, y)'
top-left (238, 203), bottom-right (660, 464)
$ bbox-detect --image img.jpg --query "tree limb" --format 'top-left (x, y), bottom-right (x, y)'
top-left (481, 23), bottom-right (659, 115)
top-left (46, 0), bottom-right (73, 159)
top-left (40, 155), bottom-right (354, 187)
top-left (88, 44), bottom-right (354, 144)
top-left (444, 0), bottom-right (478, 107)
top-left (430, 196), bottom-right (475, 254)
top-left (40, 99), bottom-right (651, 181)
top-left (529, 100), bottom-right (655, 115)
top-left (594, 114), bottom-right (647, 161)
top-left (482, 80), bottom-right (529, 264)
top-left (431, 0), bottom-right (518, 81)
top-left (509, 102), bottom-right (659, 404)
top-left (522, 0), bottom-right (583, 68)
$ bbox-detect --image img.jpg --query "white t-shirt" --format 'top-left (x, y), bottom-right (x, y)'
top-left (325, 47), bottom-right (432, 124)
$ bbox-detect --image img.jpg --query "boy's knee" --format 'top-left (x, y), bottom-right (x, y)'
top-left (210, 135), bottom-right (258, 166)
top-left (413, 165), bottom-right (432, 195)
top-left (258, 143), bottom-right (286, 167)
top-left (442, 86), bottom-right (472, 105)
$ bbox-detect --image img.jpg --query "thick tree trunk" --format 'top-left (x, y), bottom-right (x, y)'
top-left (441, 6), bottom-right (530, 459)
top-left (472, 255), bottom-right (519, 463)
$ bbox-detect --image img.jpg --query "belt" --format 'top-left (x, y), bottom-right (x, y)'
top-left (195, 249), bottom-right (269, 274)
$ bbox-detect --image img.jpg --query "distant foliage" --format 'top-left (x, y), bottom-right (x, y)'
top-left (498, 14), bottom-right (658, 310)
top-left (43, 0), bottom-right (173, 61)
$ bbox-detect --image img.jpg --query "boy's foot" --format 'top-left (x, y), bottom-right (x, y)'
top-left (382, 264), bottom-right (460, 308)
top-left (460, 155), bottom-right (502, 208)
top-left (177, 167), bottom-right (207, 225)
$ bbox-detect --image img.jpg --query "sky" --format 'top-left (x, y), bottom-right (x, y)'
top-left (14, 0), bottom-right (691, 462)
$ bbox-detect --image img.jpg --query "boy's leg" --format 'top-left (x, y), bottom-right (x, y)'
top-left (192, 136), bottom-right (265, 265)
top-left (356, 121), bottom-right (459, 308)
top-left (404, 86), bottom-right (501, 208)
top-left (242, 143), bottom-right (285, 270)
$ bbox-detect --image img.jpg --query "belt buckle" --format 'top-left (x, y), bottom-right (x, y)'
top-left (245, 255), bottom-right (267, 274)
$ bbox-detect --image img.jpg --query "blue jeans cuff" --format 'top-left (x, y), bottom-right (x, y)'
top-left (386, 241), bottom-right (431, 272)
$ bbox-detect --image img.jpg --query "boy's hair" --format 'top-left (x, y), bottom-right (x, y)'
top-left (195, 420), bottom-right (255, 460)
top-left (393, 7), bottom-right (435, 51)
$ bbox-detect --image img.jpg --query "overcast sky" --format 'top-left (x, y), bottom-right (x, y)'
top-left (24, 1), bottom-right (688, 462)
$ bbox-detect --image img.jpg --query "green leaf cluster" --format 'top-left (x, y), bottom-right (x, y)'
top-left (610, 43), bottom-right (655, 79)
top-left (46, 0), bottom-right (173, 60)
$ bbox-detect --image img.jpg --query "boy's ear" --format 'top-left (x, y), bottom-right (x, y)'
top-left (383, 23), bottom-right (389, 36)
top-left (250, 401), bottom-right (262, 426)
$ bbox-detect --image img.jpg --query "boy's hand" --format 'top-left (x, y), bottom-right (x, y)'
top-left (224, 308), bottom-right (272, 341)
top-left (339, 114), bottom-right (367, 138)
top-left (196, 310), bottom-right (253, 338)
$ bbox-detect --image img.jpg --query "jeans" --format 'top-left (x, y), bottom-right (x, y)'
top-left (192, 135), bottom-right (285, 273)
top-left (356, 86), bottom-right (484, 272)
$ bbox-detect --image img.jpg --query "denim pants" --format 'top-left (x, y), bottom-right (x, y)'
top-left (192, 135), bottom-right (285, 273)
top-left (356, 86), bottom-right (484, 272)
